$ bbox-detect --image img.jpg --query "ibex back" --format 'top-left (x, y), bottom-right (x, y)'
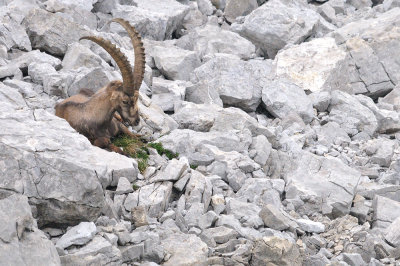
top-left (55, 19), bottom-right (145, 155)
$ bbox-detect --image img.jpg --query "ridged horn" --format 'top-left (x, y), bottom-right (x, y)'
top-left (110, 18), bottom-right (145, 92)
top-left (79, 36), bottom-right (135, 96)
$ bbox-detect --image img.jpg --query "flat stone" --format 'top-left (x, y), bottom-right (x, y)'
top-left (56, 222), bottom-right (97, 250)
top-left (373, 195), bottom-right (400, 228)
top-left (259, 204), bottom-right (296, 231)
top-left (385, 216), bottom-right (400, 247)
top-left (203, 226), bottom-right (239, 244)
top-left (296, 219), bottom-right (325, 233)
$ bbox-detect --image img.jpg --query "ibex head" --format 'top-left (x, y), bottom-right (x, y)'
top-left (80, 18), bottom-right (145, 127)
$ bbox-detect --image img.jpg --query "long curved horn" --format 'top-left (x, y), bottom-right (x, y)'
top-left (110, 18), bottom-right (146, 93)
top-left (79, 36), bottom-right (135, 96)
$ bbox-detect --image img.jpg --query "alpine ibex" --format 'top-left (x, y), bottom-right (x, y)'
top-left (55, 18), bottom-right (145, 155)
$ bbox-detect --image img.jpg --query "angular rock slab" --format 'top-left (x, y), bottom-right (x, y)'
top-left (56, 222), bottom-right (97, 250)
top-left (60, 236), bottom-right (122, 266)
top-left (111, 0), bottom-right (189, 41)
top-left (161, 232), bottom-right (208, 266)
top-left (188, 54), bottom-right (274, 112)
top-left (330, 8), bottom-right (400, 85)
top-left (261, 77), bottom-right (314, 124)
top-left (250, 236), bottom-right (302, 266)
top-left (158, 128), bottom-right (251, 164)
top-left (328, 90), bottom-right (378, 137)
top-left (23, 8), bottom-right (91, 56)
top-left (124, 182), bottom-right (173, 219)
top-left (373, 195), bottom-right (400, 228)
top-left (285, 151), bottom-right (361, 218)
top-left (173, 102), bottom-right (276, 146)
top-left (275, 37), bottom-right (348, 93)
top-left (0, 84), bottom-right (138, 227)
top-left (176, 24), bottom-right (256, 60)
top-left (231, 0), bottom-right (321, 58)
top-left (0, 194), bottom-right (61, 266)
top-left (385, 216), bottom-right (400, 247)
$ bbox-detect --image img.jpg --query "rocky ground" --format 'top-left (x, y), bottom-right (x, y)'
top-left (1, 0), bottom-right (400, 265)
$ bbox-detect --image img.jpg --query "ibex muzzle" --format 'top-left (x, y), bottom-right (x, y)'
top-left (55, 19), bottom-right (145, 155)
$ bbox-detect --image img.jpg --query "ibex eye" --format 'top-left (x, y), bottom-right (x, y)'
top-left (123, 100), bottom-right (129, 104)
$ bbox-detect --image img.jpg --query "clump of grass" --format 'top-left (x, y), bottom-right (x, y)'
top-left (111, 135), bottom-right (178, 174)
top-left (190, 164), bottom-right (198, 170)
top-left (132, 183), bottom-right (139, 191)
top-left (147, 142), bottom-right (179, 160)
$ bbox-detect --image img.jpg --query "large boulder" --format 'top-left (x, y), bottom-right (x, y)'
top-left (231, 0), bottom-right (321, 58)
top-left (23, 8), bottom-right (91, 56)
top-left (329, 8), bottom-right (400, 86)
top-left (328, 90), bottom-right (378, 138)
top-left (111, 0), bottom-right (189, 41)
top-left (275, 37), bottom-right (349, 93)
top-left (250, 236), bottom-right (302, 266)
top-left (284, 151), bottom-right (361, 218)
top-left (0, 83), bottom-right (138, 227)
top-left (176, 24), bottom-right (256, 60)
top-left (0, 194), bottom-right (61, 266)
top-left (261, 78), bottom-right (315, 124)
top-left (188, 54), bottom-right (274, 112)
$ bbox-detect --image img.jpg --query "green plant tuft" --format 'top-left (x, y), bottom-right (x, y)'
top-left (190, 164), bottom-right (198, 170)
top-left (112, 136), bottom-right (179, 174)
top-left (132, 183), bottom-right (140, 191)
top-left (147, 142), bottom-right (179, 160)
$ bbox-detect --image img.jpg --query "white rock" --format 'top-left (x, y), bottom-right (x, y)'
top-left (56, 222), bottom-right (97, 250)
top-left (296, 219), bottom-right (325, 233)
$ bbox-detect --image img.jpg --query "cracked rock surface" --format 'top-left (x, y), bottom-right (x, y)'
top-left (1, 0), bottom-right (400, 265)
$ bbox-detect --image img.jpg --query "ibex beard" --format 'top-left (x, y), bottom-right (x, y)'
top-left (55, 18), bottom-right (145, 155)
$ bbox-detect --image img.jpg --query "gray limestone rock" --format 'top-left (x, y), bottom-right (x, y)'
top-left (151, 45), bottom-right (201, 81)
top-left (62, 42), bottom-right (108, 71)
top-left (385, 216), bottom-right (400, 247)
top-left (373, 195), bottom-right (400, 228)
top-left (317, 122), bottom-right (351, 147)
top-left (161, 233), bottom-right (208, 266)
top-left (236, 178), bottom-right (284, 209)
top-left (111, 0), bottom-right (189, 41)
top-left (262, 78), bottom-right (314, 124)
top-left (23, 9), bottom-right (91, 56)
top-left (224, 0), bottom-right (258, 23)
top-left (346, 38), bottom-right (394, 99)
top-left (176, 24), bottom-right (256, 60)
top-left (296, 219), bottom-right (325, 233)
top-left (124, 182), bottom-right (173, 219)
top-left (197, 0), bottom-right (214, 15)
top-left (250, 236), bottom-right (303, 266)
top-left (116, 177), bottom-right (134, 195)
top-left (226, 198), bottom-right (263, 228)
top-left (231, 0), bottom-right (321, 58)
top-left (158, 129), bottom-right (251, 164)
top-left (150, 157), bottom-right (189, 183)
top-left (188, 54), bottom-right (274, 112)
top-left (56, 222), bottom-right (97, 250)
top-left (0, 49), bottom-right (61, 80)
top-left (285, 151), bottom-right (360, 218)
top-left (328, 90), bottom-right (378, 137)
top-left (60, 236), bottom-right (122, 265)
top-left (0, 18), bottom-right (31, 51)
top-left (274, 37), bottom-right (349, 94)
top-left (0, 194), bottom-right (61, 266)
top-left (203, 226), bottom-right (239, 244)
top-left (259, 204), bottom-right (296, 231)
